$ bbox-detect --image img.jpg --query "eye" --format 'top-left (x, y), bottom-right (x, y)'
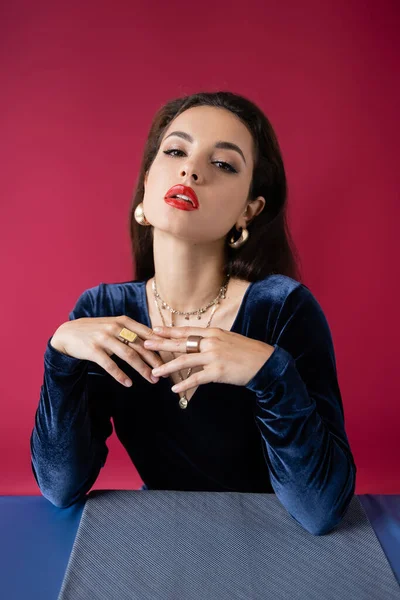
top-left (213, 161), bottom-right (237, 173)
top-left (163, 149), bottom-right (237, 174)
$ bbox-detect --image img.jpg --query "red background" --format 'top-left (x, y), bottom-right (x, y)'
top-left (1, 1), bottom-right (398, 495)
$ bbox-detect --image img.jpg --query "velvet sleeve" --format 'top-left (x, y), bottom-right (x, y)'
top-left (245, 283), bottom-right (357, 536)
top-left (30, 286), bottom-right (113, 508)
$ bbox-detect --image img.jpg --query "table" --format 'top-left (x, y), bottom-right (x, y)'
top-left (0, 494), bottom-right (399, 600)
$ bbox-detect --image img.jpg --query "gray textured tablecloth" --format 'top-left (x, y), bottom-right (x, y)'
top-left (58, 490), bottom-right (400, 599)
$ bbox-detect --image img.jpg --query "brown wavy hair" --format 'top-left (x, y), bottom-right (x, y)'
top-left (128, 91), bottom-right (302, 283)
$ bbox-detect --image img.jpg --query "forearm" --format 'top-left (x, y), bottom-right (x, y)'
top-left (247, 345), bottom-right (356, 535)
top-left (30, 341), bottom-right (109, 507)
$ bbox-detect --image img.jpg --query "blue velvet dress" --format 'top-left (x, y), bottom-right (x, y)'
top-left (30, 274), bottom-right (357, 535)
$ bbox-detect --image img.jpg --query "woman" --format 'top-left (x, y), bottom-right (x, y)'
top-left (30, 91), bottom-right (356, 536)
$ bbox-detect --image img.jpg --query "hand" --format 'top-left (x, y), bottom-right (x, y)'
top-left (50, 316), bottom-right (166, 387)
top-left (144, 326), bottom-right (275, 394)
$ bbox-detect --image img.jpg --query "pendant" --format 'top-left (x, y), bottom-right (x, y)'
top-left (179, 396), bottom-right (188, 409)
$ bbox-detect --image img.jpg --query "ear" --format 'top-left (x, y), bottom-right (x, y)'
top-left (244, 196), bottom-right (266, 224)
top-left (243, 196), bottom-right (265, 227)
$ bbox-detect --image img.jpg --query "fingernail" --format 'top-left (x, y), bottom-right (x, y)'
top-left (124, 379), bottom-right (132, 387)
top-left (151, 375), bottom-right (159, 383)
top-left (153, 327), bottom-right (162, 332)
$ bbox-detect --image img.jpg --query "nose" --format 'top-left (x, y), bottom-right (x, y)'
top-left (180, 168), bottom-right (198, 182)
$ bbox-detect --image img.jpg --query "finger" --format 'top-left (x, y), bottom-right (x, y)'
top-left (92, 348), bottom-right (138, 387)
top-left (152, 326), bottom-right (222, 338)
top-left (170, 369), bottom-right (209, 393)
top-left (113, 318), bottom-right (166, 368)
top-left (117, 315), bottom-right (164, 341)
top-left (124, 335), bottom-right (166, 369)
top-left (104, 336), bottom-right (161, 386)
top-left (132, 343), bottom-right (166, 370)
top-left (144, 337), bottom-right (187, 353)
top-left (151, 353), bottom-right (207, 377)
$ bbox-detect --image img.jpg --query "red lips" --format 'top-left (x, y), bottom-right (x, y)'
top-left (164, 185), bottom-right (199, 209)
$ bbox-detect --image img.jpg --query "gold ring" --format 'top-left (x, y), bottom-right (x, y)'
top-left (186, 335), bottom-right (203, 353)
top-left (118, 327), bottom-right (138, 345)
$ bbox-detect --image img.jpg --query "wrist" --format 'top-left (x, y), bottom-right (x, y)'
top-left (50, 325), bottom-right (68, 355)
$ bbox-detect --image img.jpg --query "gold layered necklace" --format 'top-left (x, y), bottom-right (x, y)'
top-left (152, 273), bottom-right (230, 409)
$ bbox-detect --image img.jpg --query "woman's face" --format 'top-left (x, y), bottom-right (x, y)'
top-left (143, 106), bottom-right (258, 244)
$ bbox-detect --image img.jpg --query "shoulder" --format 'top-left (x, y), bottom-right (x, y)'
top-left (253, 274), bottom-right (321, 306)
top-left (69, 279), bottom-right (146, 320)
top-left (252, 274), bottom-right (302, 301)
top-left (255, 275), bottom-right (334, 354)
top-left (250, 274), bottom-right (317, 312)
top-left (248, 274), bottom-right (326, 333)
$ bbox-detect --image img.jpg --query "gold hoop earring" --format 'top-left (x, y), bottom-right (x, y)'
top-left (134, 202), bottom-right (152, 226)
top-left (228, 226), bottom-right (249, 249)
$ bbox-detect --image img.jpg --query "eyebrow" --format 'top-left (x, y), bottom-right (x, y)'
top-left (164, 130), bottom-right (247, 165)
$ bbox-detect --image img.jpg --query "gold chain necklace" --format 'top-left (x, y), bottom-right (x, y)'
top-left (152, 274), bottom-right (230, 409)
top-left (152, 273), bottom-right (230, 321)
